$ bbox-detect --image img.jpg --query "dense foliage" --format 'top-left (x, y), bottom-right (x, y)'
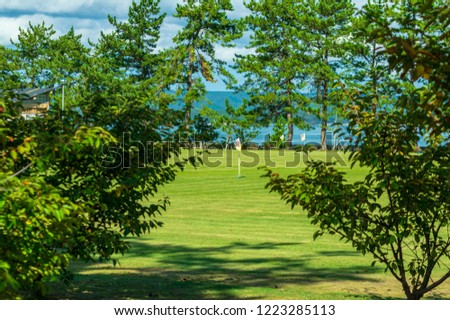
top-left (265, 0), bottom-right (450, 299)
top-left (0, 0), bottom-right (191, 298)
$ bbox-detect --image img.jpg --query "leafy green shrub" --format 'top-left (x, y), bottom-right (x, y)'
top-left (0, 174), bottom-right (82, 298)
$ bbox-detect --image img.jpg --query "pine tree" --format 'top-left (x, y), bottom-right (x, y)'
top-left (0, 45), bottom-right (20, 90)
top-left (297, 0), bottom-right (354, 150)
top-left (340, 1), bottom-right (397, 114)
top-left (10, 23), bottom-right (88, 91)
top-left (234, 0), bottom-right (310, 147)
top-left (11, 22), bottom-right (56, 87)
top-left (50, 27), bottom-right (89, 83)
top-left (165, 0), bottom-right (243, 128)
top-left (97, 0), bottom-right (166, 81)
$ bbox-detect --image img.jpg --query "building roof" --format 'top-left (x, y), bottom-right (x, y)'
top-left (16, 87), bottom-right (54, 98)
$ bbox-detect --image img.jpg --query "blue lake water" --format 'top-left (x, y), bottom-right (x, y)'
top-left (253, 126), bottom-right (330, 145)
top-left (217, 125), bottom-right (341, 146)
top-left (226, 125), bottom-right (430, 147)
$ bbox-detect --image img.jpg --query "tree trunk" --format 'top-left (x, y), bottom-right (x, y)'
top-left (184, 105), bottom-right (192, 128)
top-left (287, 112), bottom-right (293, 149)
top-left (406, 292), bottom-right (423, 300)
top-left (371, 42), bottom-right (379, 114)
top-left (285, 77), bottom-right (294, 149)
top-left (321, 80), bottom-right (329, 151)
top-left (321, 111), bottom-right (327, 151)
top-left (184, 46), bottom-right (195, 131)
top-left (401, 277), bottom-right (424, 300)
top-left (320, 49), bottom-right (330, 151)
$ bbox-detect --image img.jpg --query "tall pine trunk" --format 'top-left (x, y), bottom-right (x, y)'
top-left (321, 52), bottom-right (329, 151)
top-left (320, 79), bottom-right (329, 151)
top-left (287, 112), bottom-right (293, 148)
top-left (184, 46), bottom-right (194, 132)
top-left (321, 107), bottom-right (327, 150)
top-left (286, 81), bottom-right (293, 148)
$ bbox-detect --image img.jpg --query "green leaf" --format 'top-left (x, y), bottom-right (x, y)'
top-left (10, 150), bottom-right (17, 161)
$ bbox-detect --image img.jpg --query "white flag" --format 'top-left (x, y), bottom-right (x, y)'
top-left (235, 138), bottom-right (242, 151)
top-left (301, 133), bottom-right (306, 142)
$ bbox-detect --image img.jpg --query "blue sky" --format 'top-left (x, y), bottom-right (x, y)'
top-left (0, 0), bottom-right (367, 90)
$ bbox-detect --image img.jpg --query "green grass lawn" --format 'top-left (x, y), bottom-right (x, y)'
top-left (50, 150), bottom-right (450, 300)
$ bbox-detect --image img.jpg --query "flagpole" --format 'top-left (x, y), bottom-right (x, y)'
top-left (235, 137), bottom-right (242, 178)
top-left (238, 150), bottom-right (241, 178)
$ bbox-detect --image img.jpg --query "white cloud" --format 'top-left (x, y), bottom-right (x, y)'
top-left (157, 21), bottom-right (180, 50)
top-left (215, 45), bottom-right (254, 64)
top-left (353, 0), bottom-right (367, 8)
top-left (160, 0), bottom-right (183, 15)
top-left (0, 14), bottom-right (65, 45)
top-left (0, 14), bottom-right (113, 46)
top-left (1, 0), bottom-right (95, 13)
top-left (0, 0), bottom-right (132, 18)
top-left (229, 0), bottom-right (250, 18)
top-left (0, 16), bottom-right (26, 45)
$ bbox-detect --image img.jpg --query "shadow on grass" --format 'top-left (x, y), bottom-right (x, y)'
top-left (49, 240), bottom-right (383, 300)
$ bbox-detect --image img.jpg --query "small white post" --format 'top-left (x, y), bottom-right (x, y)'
top-left (238, 151), bottom-right (241, 178)
top-left (235, 137), bottom-right (242, 178)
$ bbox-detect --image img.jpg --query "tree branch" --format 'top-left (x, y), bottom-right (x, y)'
top-left (2, 163), bottom-right (33, 183)
top-left (421, 269), bottom-right (450, 296)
